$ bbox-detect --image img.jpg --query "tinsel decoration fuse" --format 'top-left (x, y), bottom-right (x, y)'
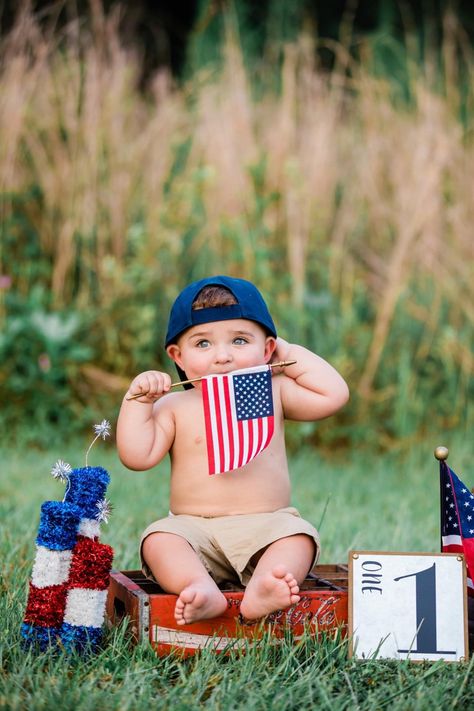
top-left (21, 421), bottom-right (114, 654)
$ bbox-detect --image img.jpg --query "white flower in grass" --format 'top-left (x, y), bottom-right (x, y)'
top-left (51, 459), bottom-right (72, 482)
top-left (93, 419), bottom-right (111, 440)
top-left (96, 498), bottom-right (113, 524)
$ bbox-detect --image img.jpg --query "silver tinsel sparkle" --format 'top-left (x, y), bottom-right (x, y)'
top-left (93, 420), bottom-right (111, 440)
top-left (51, 460), bottom-right (72, 483)
top-left (85, 419), bottom-right (112, 467)
top-left (95, 498), bottom-right (113, 524)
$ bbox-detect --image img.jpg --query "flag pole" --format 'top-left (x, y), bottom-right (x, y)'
top-left (126, 360), bottom-right (297, 400)
top-left (434, 445), bottom-right (449, 553)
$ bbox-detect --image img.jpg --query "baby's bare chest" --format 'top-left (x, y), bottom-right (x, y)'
top-left (173, 399), bottom-right (207, 452)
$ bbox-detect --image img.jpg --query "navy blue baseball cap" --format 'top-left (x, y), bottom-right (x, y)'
top-left (165, 275), bottom-right (277, 387)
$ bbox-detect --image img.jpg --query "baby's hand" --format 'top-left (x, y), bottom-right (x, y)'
top-left (126, 370), bottom-right (172, 403)
top-left (270, 337), bottom-right (293, 374)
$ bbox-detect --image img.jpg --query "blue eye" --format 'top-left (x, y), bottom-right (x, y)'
top-left (233, 337), bottom-right (248, 345)
top-left (196, 340), bottom-right (210, 348)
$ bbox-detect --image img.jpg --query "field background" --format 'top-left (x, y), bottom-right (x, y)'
top-left (1, 2), bottom-right (473, 708)
top-left (1, 1), bottom-right (473, 448)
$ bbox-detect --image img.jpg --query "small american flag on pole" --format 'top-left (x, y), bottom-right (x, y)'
top-left (202, 364), bottom-right (274, 475)
top-left (440, 460), bottom-right (474, 596)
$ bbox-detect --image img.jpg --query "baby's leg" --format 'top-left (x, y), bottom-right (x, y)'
top-left (142, 532), bottom-right (227, 625)
top-left (239, 534), bottom-right (315, 621)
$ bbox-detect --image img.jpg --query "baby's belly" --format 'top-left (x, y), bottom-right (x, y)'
top-left (169, 467), bottom-right (291, 517)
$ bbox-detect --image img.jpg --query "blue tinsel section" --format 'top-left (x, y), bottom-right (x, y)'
top-left (60, 623), bottom-right (103, 652)
top-left (36, 501), bottom-right (82, 550)
top-left (21, 623), bottom-right (60, 651)
top-left (64, 467), bottom-right (110, 519)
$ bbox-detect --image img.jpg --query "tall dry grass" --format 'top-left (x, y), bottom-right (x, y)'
top-left (0, 7), bottom-right (473, 439)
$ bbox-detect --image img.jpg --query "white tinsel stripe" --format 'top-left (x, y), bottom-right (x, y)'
top-left (31, 547), bottom-right (73, 588)
top-left (77, 518), bottom-right (101, 539)
top-left (63, 588), bottom-right (108, 628)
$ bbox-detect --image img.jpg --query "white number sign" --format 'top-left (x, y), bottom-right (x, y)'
top-left (349, 552), bottom-right (468, 661)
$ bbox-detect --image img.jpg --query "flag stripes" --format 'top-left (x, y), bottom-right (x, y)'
top-left (202, 365), bottom-right (274, 475)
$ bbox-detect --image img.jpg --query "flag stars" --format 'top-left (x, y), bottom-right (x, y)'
top-left (442, 468), bottom-right (474, 589)
top-left (234, 370), bottom-right (274, 421)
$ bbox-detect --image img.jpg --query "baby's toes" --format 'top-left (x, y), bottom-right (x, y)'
top-left (175, 598), bottom-right (185, 613)
top-left (284, 572), bottom-right (298, 588)
top-left (175, 609), bottom-right (185, 624)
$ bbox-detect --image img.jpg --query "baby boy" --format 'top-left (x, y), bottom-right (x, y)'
top-left (117, 276), bottom-right (349, 625)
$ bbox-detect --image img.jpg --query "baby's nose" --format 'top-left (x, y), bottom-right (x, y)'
top-left (215, 346), bottom-right (232, 363)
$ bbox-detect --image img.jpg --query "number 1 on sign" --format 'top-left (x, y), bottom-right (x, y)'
top-left (394, 563), bottom-right (456, 656)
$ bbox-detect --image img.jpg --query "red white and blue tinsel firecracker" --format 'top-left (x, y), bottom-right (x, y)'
top-left (21, 426), bottom-right (114, 653)
top-left (61, 466), bottom-right (113, 651)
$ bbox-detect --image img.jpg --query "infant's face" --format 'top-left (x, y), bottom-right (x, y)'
top-left (167, 318), bottom-right (275, 385)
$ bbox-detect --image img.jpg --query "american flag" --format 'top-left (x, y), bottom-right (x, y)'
top-left (201, 364), bottom-right (274, 475)
top-left (440, 460), bottom-right (474, 596)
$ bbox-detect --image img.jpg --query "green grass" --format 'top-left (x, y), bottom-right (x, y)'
top-left (1, 439), bottom-right (473, 709)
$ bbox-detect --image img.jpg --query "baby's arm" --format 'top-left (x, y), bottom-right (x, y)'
top-left (116, 371), bottom-right (176, 470)
top-left (273, 338), bottom-right (349, 421)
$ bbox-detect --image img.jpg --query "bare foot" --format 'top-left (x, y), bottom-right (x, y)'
top-left (174, 583), bottom-right (228, 626)
top-left (239, 564), bottom-right (300, 620)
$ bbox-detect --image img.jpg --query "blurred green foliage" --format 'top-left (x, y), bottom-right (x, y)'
top-left (1, 169), bottom-right (471, 449)
top-left (0, 5), bottom-right (472, 448)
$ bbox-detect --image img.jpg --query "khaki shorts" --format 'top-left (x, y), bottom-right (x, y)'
top-left (140, 507), bottom-right (320, 586)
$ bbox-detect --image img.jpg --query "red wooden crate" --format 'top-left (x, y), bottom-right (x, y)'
top-left (106, 564), bottom-right (349, 656)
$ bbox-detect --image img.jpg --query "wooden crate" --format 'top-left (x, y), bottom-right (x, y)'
top-left (106, 564), bottom-right (348, 656)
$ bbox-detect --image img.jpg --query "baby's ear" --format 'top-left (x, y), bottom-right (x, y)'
top-left (166, 344), bottom-right (182, 367)
top-left (264, 337), bottom-right (277, 363)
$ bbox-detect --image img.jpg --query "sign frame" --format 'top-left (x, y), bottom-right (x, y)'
top-left (348, 551), bottom-right (468, 662)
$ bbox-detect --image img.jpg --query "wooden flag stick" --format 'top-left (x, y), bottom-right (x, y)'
top-left (126, 360), bottom-right (297, 401)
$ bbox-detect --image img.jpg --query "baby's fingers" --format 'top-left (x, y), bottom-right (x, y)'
top-left (128, 371), bottom-right (171, 401)
top-left (146, 372), bottom-right (172, 399)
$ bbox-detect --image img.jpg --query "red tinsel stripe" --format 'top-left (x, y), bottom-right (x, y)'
top-left (23, 582), bottom-right (68, 628)
top-left (68, 536), bottom-right (114, 591)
